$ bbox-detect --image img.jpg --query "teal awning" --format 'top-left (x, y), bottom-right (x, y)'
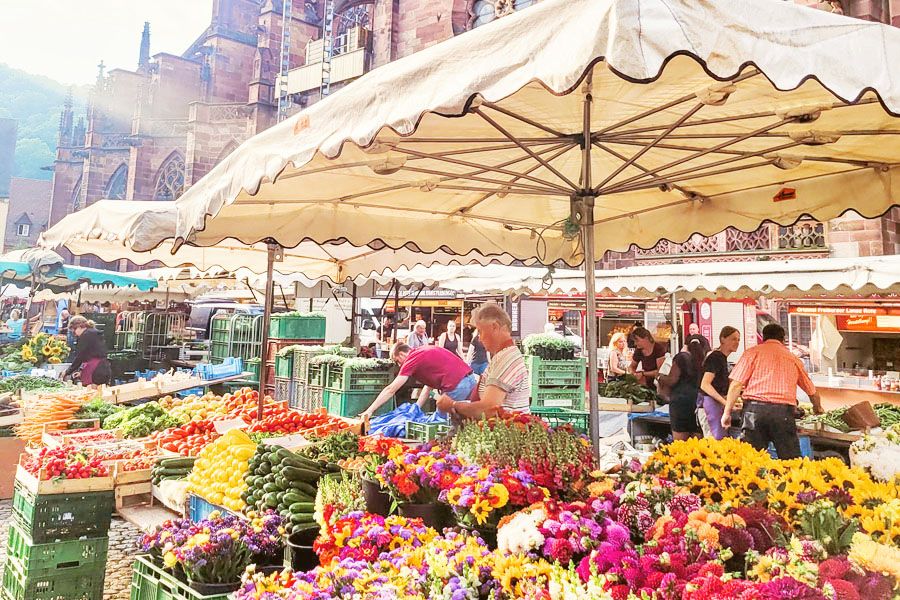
top-left (0, 249), bottom-right (157, 294)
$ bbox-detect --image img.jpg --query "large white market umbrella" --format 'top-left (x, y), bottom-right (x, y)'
top-left (426, 256), bottom-right (900, 300)
top-left (173, 0), bottom-right (900, 444)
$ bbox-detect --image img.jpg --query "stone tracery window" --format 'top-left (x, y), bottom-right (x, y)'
top-left (153, 152), bottom-right (185, 200)
top-left (105, 164), bottom-right (128, 200)
top-left (472, 0), bottom-right (535, 28)
top-left (71, 177), bottom-right (83, 213)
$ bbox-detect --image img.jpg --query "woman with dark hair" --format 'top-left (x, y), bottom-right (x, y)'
top-left (658, 334), bottom-right (709, 440)
top-left (698, 326), bottom-right (741, 439)
top-left (629, 326), bottom-right (667, 388)
top-left (64, 316), bottom-right (111, 387)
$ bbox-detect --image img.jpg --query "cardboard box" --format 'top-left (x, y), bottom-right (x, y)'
top-left (0, 437), bottom-right (25, 499)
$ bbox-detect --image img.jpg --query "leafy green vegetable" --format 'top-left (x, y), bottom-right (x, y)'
top-left (102, 401), bottom-right (183, 438)
top-left (597, 374), bottom-right (658, 403)
top-left (522, 334), bottom-right (576, 359)
top-left (0, 375), bottom-right (66, 393)
top-left (71, 398), bottom-right (122, 428)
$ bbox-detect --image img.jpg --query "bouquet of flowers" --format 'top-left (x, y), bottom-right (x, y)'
top-left (441, 465), bottom-right (548, 528)
top-left (359, 436), bottom-right (407, 482)
top-left (451, 415), bottom-right (596, 499)
top-left (139, 511), bottom-right (283, 584)
top-left (21, 332), bottom-right (69, 366)
top-left (498, 498), bottom-right (629, 566)
top-left (313, 511), bottom-right (437, 565)
top-left (375, 443), bottom-right (463, 504)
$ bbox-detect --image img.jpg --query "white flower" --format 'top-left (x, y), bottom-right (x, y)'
top-left (497, 508), bottom-right (546, 555)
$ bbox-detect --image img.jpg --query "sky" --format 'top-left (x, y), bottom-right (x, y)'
top-left (0, 0), bottom-right (214, 85)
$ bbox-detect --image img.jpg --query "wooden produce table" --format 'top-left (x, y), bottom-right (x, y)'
top-left (102, 372), bottom-right (254, 405)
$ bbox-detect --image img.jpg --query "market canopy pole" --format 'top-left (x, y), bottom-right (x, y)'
top-left (258, 242), bottom-right (281, 419)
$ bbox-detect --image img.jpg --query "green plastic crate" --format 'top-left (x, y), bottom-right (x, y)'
top-left (4, 522), bottom-right (108, 575)
top-left (268, 315), bottom-right (326, 340)
top-left (246, 358), bottom-right (260, 383)
top-left (405, 422), bottom-right (452, 442)
top-left (130, 555), bottom-right (231, 600)
top-left (531, 407), bottom-right (590, 433)
top-left (307, 362), bottom-right (328, 388)
top-left (327, 365), bottom-right (393, 391)
top-left (526, 356), bottom-right (586, 388)
top-left (11, 482), bottom-right (114, 543)
top-left (2, 556), bottom-right (105, 600)
top-left (325, 389), bottom-right (392, 418)
top-left (530, 387), bottom-right (585, 410)
top-left (274, 352), bottom-right (293, 378)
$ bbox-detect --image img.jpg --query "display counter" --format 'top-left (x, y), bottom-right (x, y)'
top-left (809, 373), bottom-right (900, 410)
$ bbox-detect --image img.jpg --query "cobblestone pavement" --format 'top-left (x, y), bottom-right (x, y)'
top-left (0, 499), bottom-right (142, 600)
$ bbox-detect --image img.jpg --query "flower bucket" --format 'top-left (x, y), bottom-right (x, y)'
top-left (362, 477), bottom-right (392, 516)
top-left (398, 502), bottom-right (451, 531)
top-left (458, 524), bottom-right (498, 550)
top-left (286, 528), bottom-right (320, 572)
top-left (188, 580), bottom-right (241, 595)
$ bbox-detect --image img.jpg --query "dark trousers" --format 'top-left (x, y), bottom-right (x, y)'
top-left (740, 400), bottom-right (801, 460)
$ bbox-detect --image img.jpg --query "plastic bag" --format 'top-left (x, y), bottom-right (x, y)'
top-left (368, 402), bottom-right (448, 437)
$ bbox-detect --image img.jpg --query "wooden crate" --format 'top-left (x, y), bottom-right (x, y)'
top-left (115, 480), bottom-right (152, 510)
top-left (15, 461), bottom-right (114, 496)
top-left (596, 397), bottom-right (656, 413)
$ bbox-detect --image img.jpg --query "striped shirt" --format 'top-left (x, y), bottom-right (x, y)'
top-left (729, 340), bottom-right (816, 406)
top-left (479, 345), bottom-right (530, 413)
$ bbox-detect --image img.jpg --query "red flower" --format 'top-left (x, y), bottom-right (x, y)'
top-left (826, 579), bottom-right (861, 600)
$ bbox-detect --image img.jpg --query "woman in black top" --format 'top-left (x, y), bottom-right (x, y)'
top-left (466, 329), bottom-right (489, 375)
top-left (698, 326), bottom-right (741, 439)
top-left (437, 320), bottom-right (465, 360)
top-left (629, 327), bottom-right (667, 388)
top-left (64, 316), bottom-right (111, 387)
top-left (658, 334), bottom-right (710, 440)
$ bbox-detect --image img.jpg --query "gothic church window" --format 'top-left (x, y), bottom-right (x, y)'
top-left (71, 177), bottom-right (83, 213)
top-left (154, 152), bottom-right (185, 200)
top-left (105, 164), bottom-right (128, 200)
top-left (472, 0), bottom-right (534, 28)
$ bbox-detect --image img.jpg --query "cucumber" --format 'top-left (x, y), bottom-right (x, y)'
top-left (290, 522), bottom-right (320, 534)
top-left (282, 491), bottom-right (312, 505)
top-left (159, 457), bottom-right (196, 469)
top-left (256, 463), bottom-right (271, 475)
top-left (275, 476), bottom-right (288, 489)
top-left (290, 512), bottom-right (316, 525)
top-left (264, 492), bottom-right (279, 508)
top-left (263, 482), bottom-right (279, 494)
top-left (281, 466), bottom-right (322, 483)
top-left (281, 455), bottom-right (322, 470)
top-left (289, 502), bottom-right (315, 514)
top-left (288, 481), bottom-right (318, 497)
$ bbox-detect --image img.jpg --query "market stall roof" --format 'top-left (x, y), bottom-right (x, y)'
top-left (0, 248), bottom-right (157, 293)
top-left (39, 200), bottom-right (526, 282)
top-left (419, 256), bottom-right (900, 299)
top-left (173, 0), bottom-right (900, 264)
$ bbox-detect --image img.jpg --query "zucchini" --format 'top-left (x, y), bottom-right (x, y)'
top-left (263, 482), bottom-right (279, 494)
top-left (281, 455), bottom-right (322, 470)
top-left (288, 481), bottom-right (317, 497)
top-left (255, 463), bottom-right (271, 476)
top-left (281, 466), bottom-right (322, 483)
top-left (289, 502), bottom-right (315, 514)
top-left (291, 522), bottom-right (320, 534)
top-left (159, 457), bottom-right (196, 469)
top-left (290, 512), bottom-right (316, 525)
top-left (282, 491), bottom-right (312, 505)
top-left (264, 492), bottom-right (279, 508)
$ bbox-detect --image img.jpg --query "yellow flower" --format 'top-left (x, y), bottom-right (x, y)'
top-left (471, 499), bottom-right (492, 525)
top-left (488, 483), bottom-right (509, 509)
top-left (849, 532), bottom-right (900, 579)
top-left (163, 551), bottom-right (178, 569)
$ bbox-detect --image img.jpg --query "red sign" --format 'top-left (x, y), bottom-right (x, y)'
top-left (773, 188), bottom-right (796, 202)
top-left (791, 306), bottom-right (889, 317)
top-left (836, 315), bottom-right (900, 333)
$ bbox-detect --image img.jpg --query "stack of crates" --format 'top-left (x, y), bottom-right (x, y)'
top-left (292, 346), bottom-right (329, 410)
top-left (3, 481), bottom-right (114, 600)
top-left (526, 355), bottom-right (587, 410)
top-left (324, 359), bottom-right (395, 418)
top-left (267, 314), bottom-right (327, 402)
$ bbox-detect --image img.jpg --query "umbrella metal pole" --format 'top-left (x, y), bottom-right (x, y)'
top-left (258, 242), bottom-right (279, 420)
top-left (670, 293), bottom-right (678, 355)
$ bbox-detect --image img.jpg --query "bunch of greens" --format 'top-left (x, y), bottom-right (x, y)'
top-left (0, 341), bottom-right (31, 373)
top-left (522, 333), bottom-right (576, 360)
top-left (301, 430), bottom-right (361, 463)
top-left (875, 403), bottom-right (900, 428)
top-left (597, 374), bottom-right (658, 403)
top-left (104, 401), bottom-right (182, 438)
top-left (71, 397), bottom-right (122, 428)
top-left (800, 407), bottom-right (851, 432)
top-left (309, 354), bottom-right (347, 366)
top-left (0, 375), bottom-right (66, 393)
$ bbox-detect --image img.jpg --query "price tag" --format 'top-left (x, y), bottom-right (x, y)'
top-left (267, 433), bottom-right (311, 450)
top-left (213, 419), bottom-right (247, 434)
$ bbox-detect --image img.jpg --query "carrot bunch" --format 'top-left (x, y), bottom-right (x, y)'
top-left (15, 392), bottom-right (92, 446)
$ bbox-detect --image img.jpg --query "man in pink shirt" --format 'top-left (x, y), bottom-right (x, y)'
top-left (721, 323), bottom-right (823, 459)
top-left (359, 343), bottom-right (476, 419)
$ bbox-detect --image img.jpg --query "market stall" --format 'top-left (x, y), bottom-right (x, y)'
top-left (170, 0), bottom-right (900, 449)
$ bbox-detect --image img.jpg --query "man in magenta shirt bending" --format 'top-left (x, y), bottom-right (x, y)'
top-left (359, 343), bottom-right (476, 419)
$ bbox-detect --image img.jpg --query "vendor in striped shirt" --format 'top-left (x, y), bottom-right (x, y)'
top-left (437, 302), bottom-right (530, 419)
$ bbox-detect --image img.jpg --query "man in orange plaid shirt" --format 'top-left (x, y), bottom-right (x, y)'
top-left (721, 323), bottom-right (823, 459)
